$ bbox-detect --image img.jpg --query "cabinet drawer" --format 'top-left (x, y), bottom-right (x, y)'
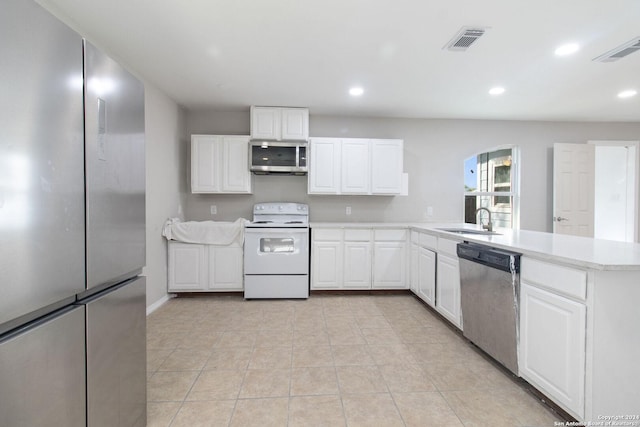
top-left (419, 233), bottom-right (438, 250)
top-left (313, 228), bottom-right (342, 241)
top-left (521, 257), bottom-right (587, 301)
top-left (344, 229), bottom-right (371, 241)
top-left (437, 237), bottom-right (459, 257)
top-left (410, 230), bottom-right (420, 244)
top-left (374, 229), bottom-right (407, 241)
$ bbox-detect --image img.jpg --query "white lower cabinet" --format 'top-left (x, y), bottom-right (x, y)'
top-left (168, 243), bottom-right (207, 290)
top-left (435, 253), bottom-right (461, 329)
top-left (417, 247), bottom-right (436, 307)
top-left (343, 241), bottom-right (372, 289)
top-left (168, 242), bottom-right (243, 292)
top-left (208, 246), bottom-right (243, 291)
top-left (311, 228), bottom-right (406, 290)
top-left (519, 257), bottom-right (587, 419)
top-left (311, 241), bottom-right (343, 289)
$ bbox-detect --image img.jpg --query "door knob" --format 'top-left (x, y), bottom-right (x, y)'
top-left (553, 216), bottom-right (569, 222)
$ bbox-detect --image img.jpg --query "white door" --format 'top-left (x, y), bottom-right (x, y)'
top-left (311, 242), bottom-right (342, 289)
top-left (308, 138), bottom-right (340, 194)
top-left (436, 254), bottom-right (461, 328)
top-left (191, 135), bottom-right (220, 193)
top-left (418, 247), bottom-right (436, 307)
top-left (341, 139), bottom-right (370, 194)
top-left (553, 143), bottom-right (595, 236)
top-left (519, 282), bottom-right (586, 418)
top-left (221, 136), bottom-right (251, 193)
top-left (209, 246), bottom-right (243, 290)
top-left (372, 242), bottom-right (406, 289)
top-left (343, 242), bottom-right (372, 289)
top-left (168, 242), bottom-right (207, 290)
top-left (371, 139), bottom-right (403, 194)
top-left (281, 108), bottom-right (308, 140)
top-left (251, 107), bottom-right (280, 140)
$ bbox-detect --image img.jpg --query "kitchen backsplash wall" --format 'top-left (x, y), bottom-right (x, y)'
top-left (185, 109), bottom-right (640, 232)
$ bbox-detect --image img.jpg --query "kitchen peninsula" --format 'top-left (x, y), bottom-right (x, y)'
top-left (310, 222), bottom-right (640, 422)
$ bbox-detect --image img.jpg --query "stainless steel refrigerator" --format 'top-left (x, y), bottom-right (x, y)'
top-left (0, 1), bottom-right (146, 426)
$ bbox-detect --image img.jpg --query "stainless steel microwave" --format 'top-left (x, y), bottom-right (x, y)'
top-left (249, 141), bottom-right (308, 175)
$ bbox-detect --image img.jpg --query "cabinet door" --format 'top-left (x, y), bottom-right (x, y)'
top-left (372, 242), bottom-right (407, 289)
top-left (311, 242), bottom-right (343, 289)
top-left (436, 254), bottom-right (461, 328)
top-left (341, 139), bottom-right (370, 194)
top-left (281, 108), bottom-right (309, 140)
top-left (168, 243), bottom-right (207, 291)
top-left (410, 244), bottom-right (419, 293)
top-left (418, 247), bottom-right (436, 307)
top-left (191, 135), bottom-right (220, 193)
top-left (222, 136), bottom-right (251, 193)
top-left (308, 138), bottom-right (340, 194)
top-left (208, 246), bottom-right (243, 291)
top-left (343, 242), bottom-right (372, 289)
top-left (519, 282), bottom-right (586, 418)
top-left (371, 139), bottom-right (403, 195)
top-left (250, 107), bottom-right (281, 140)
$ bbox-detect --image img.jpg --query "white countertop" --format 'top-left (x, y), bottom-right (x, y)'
top-left (310, 222), bottom-right (640, 271)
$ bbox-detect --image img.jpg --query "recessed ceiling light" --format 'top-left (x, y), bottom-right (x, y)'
top-left (349, 87), bottom-right (364, 96)
top-left (488, 87), bottom-right (505, 96)
top-left (555, 43), bottom-right (580, 56)
top-left (618, 89), bottom-right (637, 99)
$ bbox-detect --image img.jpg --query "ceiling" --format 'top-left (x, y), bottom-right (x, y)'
top-left (38, 0), bottom-right (640, 121)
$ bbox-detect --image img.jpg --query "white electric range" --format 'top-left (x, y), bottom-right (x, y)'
top-left (243, 203), bottom-right (309, 299)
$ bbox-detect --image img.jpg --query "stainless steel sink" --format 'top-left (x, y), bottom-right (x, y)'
top-left (436, 228), bottom-right (501, 236)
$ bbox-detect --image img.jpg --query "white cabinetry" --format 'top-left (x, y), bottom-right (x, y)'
top-left (372, 229), bottom-right (407, 289)
top-left (308, 137), bottom-right (404, 195)
top-left (341, 139), bottom-right (370, 194)
top-left (343, 229), bottom-right (372, 289)
top-left (308, 138), bottom-right (340, 194)
top-left (519, 257), bottom-right (586, 419)
top-left (435, 238), bottom-right (462, 329)
top-left (371, 139), bottom-right (404, 194)
top-left (409, 230), bottom-right (437, 307)
top-left (417, 247), bottom-right (436, 306)
top-left (311, 229), bottom-right (343, 289)
top-left (311, 227), bottom-right (406, 290)
top-left (168, 242), bottom-right (243, 292)
top-left (250, 106), bottom-right (309, 141)
top-left (168, 243), bottom-right (207, 290)
top-left (191, 135), bottom-right (251, 194)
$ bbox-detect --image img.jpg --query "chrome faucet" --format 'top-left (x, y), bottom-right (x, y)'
top-left (476, 207), bottom-right (493, 232)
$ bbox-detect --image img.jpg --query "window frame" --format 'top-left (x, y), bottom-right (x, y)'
top-left (463, 145), bottom-right (520, 230)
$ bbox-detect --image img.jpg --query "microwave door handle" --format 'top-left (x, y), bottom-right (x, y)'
top-left (295, 145), bottom-right (299, 168)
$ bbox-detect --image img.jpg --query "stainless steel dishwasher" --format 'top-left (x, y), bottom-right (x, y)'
top-left (457, 241), bottom-right (521, 375)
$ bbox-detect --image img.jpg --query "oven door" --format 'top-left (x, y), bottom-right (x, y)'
top-left (244, 228), bottom-right (309, 275)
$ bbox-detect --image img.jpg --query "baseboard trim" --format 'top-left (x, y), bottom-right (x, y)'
top-left (146, 294), bottom-right (172, 315)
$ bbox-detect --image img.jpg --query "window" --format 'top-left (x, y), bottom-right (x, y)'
top-left (464, 147), bottom-right (519, 229)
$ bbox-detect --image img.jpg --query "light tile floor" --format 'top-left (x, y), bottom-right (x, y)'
top-left (147, 294), bottom-right (563, 426)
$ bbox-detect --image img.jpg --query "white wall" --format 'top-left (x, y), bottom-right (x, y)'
top-left (143, 84), bottom-right (187, 309)
top-left (185, 110), bottom-right (640, 232)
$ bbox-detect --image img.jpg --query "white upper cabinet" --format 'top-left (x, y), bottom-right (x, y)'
top-left (308, 138), bottom-right (341, 194)
top-left (191, 135), bottom-right (252, 194)
top-left (250, 106), bottom-right (309, 141)
top-left (281, 108), bottom-right (309, 140)
top-left (308, 137), bottom-right (404, 195)
top-left (371, 139), bottom-right (403, 194)
top-left (341, 139), bottom-right (370, 194)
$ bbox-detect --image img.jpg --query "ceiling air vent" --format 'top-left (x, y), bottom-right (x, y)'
top-left (444, 26), bottom-right (488, 52)
top-left (593, 37), bottom-right (640, 62)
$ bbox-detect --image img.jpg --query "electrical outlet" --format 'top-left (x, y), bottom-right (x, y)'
top-left (210, 205), bottom-right (217, 215)
top-left (426, 206), bottom-right (433, 216)
top-left (346, 206), bottom-right (352, 215)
